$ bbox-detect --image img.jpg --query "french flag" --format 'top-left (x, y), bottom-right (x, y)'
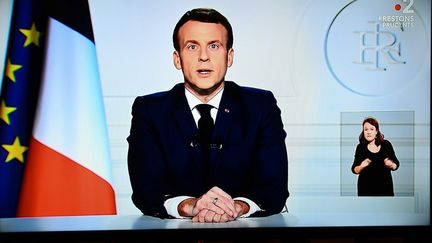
top-left (17, 0), bottom-right (116, 216)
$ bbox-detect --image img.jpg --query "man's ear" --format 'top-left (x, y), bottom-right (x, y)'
top-left (227, 48), bottom-right (234, 67)
top-left (173, 51), bottom-right (182, 70)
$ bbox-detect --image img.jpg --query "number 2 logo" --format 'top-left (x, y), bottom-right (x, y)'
top-left (402, 0), bottom-right (414, 14)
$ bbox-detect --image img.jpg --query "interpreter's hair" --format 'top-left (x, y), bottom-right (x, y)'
top-left (359, 116), bottom-right (385, 145)
top-left (172, 8), bottom-right (234, 52)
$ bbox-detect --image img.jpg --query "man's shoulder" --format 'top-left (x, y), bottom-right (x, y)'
top-left (134, 83), bottom-right (183, 103)
top-left (225, 81), bottom-right (272, 98)
top-left (131, 83), bottom-right (185, 115)
top-left (224, 81), bottom-right (279, 114)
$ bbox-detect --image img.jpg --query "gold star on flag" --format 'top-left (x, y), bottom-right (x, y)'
top-left (5, 58), bottom-right (22, 82)
top-left (2, 137), bottom-right (28, 163)
top-left (19, 22), bottom-right (42, 47)
top-left (0, 100), bottom-right (17, 125)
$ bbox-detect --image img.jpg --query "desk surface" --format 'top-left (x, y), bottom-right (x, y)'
top-left (1, 212), bottom-right (430, 242)
top-left (0, 212), bottom-right (429, 231)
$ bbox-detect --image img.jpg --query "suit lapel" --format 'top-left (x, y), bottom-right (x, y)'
top-left (171, 82), bottom-right (241, 146)
top-left (171, 84), bottom-right (198, 144)
top-left (170, 84), bottom-right (207, 173)
top-left (170, 82), bottom-right (241, 174)
top-left (211, 82), bottom-right (241, 162)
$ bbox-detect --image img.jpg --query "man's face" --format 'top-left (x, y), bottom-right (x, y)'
top-left (173, 20), bottom-right (233, 96)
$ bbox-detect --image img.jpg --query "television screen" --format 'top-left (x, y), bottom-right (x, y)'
top-left (0, 0), bottom-right (430, 241)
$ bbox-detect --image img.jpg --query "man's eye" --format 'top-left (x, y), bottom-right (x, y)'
top-left (209, 43), bottom-right (219, 50)
top-left (187, 44), bottom-right (198, 51)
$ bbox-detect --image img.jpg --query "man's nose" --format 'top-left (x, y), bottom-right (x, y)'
top-left (199, 48), bottom-right (210, 62)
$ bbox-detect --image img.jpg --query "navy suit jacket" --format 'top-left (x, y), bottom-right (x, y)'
top-left (127, 81), bottom-right (289, 218)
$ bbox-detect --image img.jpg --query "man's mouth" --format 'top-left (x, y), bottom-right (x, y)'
top-left (197, 69), bottom-right (212, 75)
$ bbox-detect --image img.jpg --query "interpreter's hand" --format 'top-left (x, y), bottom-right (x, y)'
top-left (360, 158), bottom-right (372, 168)
top-left (354, 158), bottom-right (372, 174)
top-left (177, 186), bottom-right (237, 219)
top-left (384, 158), bottom-right (397, 170)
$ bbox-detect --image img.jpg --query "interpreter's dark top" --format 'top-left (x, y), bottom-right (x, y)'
top-left (351, 140), bottom-right (399, 196)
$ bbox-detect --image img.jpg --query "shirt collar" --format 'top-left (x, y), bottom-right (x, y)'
top-left (185, 86), bottom-right (224, 110)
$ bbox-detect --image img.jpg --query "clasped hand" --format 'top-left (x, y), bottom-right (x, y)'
top-left (178, 186), bottom-right (247, 223)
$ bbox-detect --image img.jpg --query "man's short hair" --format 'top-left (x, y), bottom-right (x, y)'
top-left (172, 8), bottom-right (234, 52)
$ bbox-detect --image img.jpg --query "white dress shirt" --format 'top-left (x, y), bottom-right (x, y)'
top-left (164, 86), bottom-right (261, 219)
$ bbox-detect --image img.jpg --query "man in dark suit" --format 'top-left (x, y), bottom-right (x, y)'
top-left (127, 8), bottom-right (289, 223)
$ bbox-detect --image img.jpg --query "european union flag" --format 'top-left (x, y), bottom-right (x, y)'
top-left (0, 0), bottom-right (48, 217)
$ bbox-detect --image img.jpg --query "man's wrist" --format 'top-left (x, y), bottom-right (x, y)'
top-left (234, 200), bottom-right (250, 216)
top-left (164, 196), bottom-right (193, 218)
top-left (233, 197), bottom-right (261, 217)
top-left (177, 197), bottom-right (197, 217)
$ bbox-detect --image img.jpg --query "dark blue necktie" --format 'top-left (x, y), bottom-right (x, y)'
top-left (195, 104), bottom-right (214, 147)
top-left (195, 104), bottom-right (214, 188)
